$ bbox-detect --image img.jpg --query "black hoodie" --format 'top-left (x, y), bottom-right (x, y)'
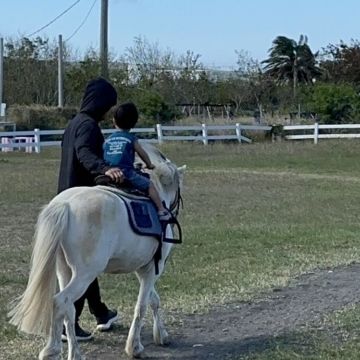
top-left (57, 78), bottom-right (117, 193)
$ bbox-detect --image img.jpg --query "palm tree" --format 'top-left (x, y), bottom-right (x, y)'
top-left (262, 35), bottom-right (321, 98)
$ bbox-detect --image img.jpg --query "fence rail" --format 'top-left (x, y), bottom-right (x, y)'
top-left (0, 123), bottom-right (271, 153)
top-left (283, 123), bottom-right (360, 144)
top-left (4, 122), bottom-right (359, 153)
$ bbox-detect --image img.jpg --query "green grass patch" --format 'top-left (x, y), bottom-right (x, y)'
top-left (2, 140), bottom-right (360, 358)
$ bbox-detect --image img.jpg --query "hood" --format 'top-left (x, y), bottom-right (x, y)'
top-left (79, 77), bottom-right (117, 121)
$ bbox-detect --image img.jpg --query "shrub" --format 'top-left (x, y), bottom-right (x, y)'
top-left (305, 83), bottom-right (360, 123)
top-left (136, 91), bottom-right (179, 125)
top-left (7, 105), bottom-right (78, 130)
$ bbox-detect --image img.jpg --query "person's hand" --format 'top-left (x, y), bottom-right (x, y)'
top-left (105, 167), bottom-right (124, 183)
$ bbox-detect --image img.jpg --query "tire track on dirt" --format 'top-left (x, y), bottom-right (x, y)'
top-left (85, 263), bottom-right (360, 359)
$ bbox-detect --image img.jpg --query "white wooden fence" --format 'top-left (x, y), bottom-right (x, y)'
top-left (3, 123), bottom-right (360, 153)
top-left (283, 123), bottom-right (360, 144)
top-left (0, 123), bottom-right (272, 153)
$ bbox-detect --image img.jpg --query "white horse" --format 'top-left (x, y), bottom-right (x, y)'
top-left (8, 143), bottom-right (186, 360)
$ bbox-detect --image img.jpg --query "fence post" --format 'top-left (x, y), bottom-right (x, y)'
top-left (156, 124), bottom-right (163, 145)
top-left (236, 123), bottom-right (242, 143)
top-left (34, 128), bottom-right (41, 153)
top-left (202, 123), bottom-right (208, 145)
top-left (314, 122), bottom-right (319, 144)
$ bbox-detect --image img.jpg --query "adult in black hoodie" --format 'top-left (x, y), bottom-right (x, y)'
top-left (58, 77), bottom-right (123, 192)
top-left (58, 78), bottom-right (122, 340)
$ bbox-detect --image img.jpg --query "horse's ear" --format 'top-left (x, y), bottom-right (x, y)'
top-left (177, 165), bottom-right (186, 186)
top-left (177, 165), bottom-right (187, 174)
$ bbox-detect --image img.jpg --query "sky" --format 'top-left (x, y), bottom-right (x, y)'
top-left (1, 0), bottom-right (360, 69)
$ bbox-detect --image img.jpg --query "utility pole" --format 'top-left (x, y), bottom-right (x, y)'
top-left (100, 0), bottom-right (109, 79)
top-left (58, 34), bottom-right (64, 108)
top-left (0, 37), bottom-right (4, 110)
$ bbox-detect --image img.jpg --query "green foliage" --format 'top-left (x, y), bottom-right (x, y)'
top-left (320, 40), bottom-right (360, 85)
top-left (8, 105), bottom-right (77, 130)
top-left (7, 34), bottom-right (360, 125)
top-left (4, 36), bottom-right (58, 105)
top-left (4, 142), bottom-right (360, 359)
top-left (304, 83), bottom-right (360, 123)
top-left (136, 91), bottom-right (178, 124)
top-left (270, 124), bottom-right (284, 136)
top-left (64, 49), bottom-right (101, 105)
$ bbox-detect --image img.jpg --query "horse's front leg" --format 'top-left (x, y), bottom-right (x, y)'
top-left (149, 288), bottom-right (169, 346)
top-left (125, 268), bottom-right (154, 358)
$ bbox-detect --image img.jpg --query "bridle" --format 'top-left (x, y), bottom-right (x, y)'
top-left (161, 185), bottom-right (183, 250)
top-left (169, 187), bottom-right (183, 218)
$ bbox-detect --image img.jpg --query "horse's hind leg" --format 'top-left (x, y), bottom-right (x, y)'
top-left (40, 271), bottom-right (94, 360)
top-left (56, 248), bottom-right (83, 360)
top-left (39, 249), bottom-right (79, 360)
top-left (38, 250), bottom-right (69, 360)
top-left (38, 291), bottom-right (67, 360)
top-left (149, 288), bottom-right (169, 345)
top-left (40, 292), bottom-right (80, 360)
top-left (62, 274), bottom-right (97, 360)
top-left (125, 267), bottom-right (155, 358)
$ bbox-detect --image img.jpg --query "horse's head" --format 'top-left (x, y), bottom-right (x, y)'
top-left (136, 142), bottom-right (186, 215)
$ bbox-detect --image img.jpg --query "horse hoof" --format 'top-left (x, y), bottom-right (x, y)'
top-left (125, 343), bottom-right (144, 358)
top-left (39, 349), bottom-right (61, 360)
top-left (161, 336), bottom-right (170, 346)
top-left (154, 330), bottom-right (170, 346)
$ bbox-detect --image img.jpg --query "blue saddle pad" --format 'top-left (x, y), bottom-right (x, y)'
top-left (124, 198), bottom-right (163, 239)
top-left (97, 186), bottom-right (163, 239)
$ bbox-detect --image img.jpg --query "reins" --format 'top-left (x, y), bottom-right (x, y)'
top-left (153, 186), bottom-right (183, 275)
top-left (164, 186), bottom-right (183, 243)
top-left (169, 187), bottom-right (183, 218)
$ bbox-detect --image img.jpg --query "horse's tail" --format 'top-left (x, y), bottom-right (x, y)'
top-left (8, 201), bottom-right (69, 335)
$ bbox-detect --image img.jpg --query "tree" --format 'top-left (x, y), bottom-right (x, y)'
top-left (172, 50), bottom-right (206, 105)
top-left (4, 36), bottom-right (59, 105)
top-left (262, 35), bottom-right (321, 98)
top-left (65, 48), bottom-right (101, 105)
top-left (320, 40), bottom-right (360, 85)
top-left (235, 49), bottom-right (260, 77)
top-left (124, 36), bottom-right (175, 88)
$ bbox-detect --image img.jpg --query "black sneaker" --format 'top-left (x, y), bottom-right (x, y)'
top-left (61, 323), bottom-right (93, 342)
top-left (96, 309), bottom-right (119, 331)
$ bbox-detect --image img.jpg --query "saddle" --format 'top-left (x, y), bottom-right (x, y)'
top-left (95, 173), bottom-right (149, 197)
top-left (94, 175), bottom-right (182, 274)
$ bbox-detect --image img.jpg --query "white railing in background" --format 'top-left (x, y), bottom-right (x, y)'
top-left (3, 123), bottom-right (360, 153)
top-left (0, 123), bottom-right (272, 153)
top-left (283, 123), bottom-right (360, 144)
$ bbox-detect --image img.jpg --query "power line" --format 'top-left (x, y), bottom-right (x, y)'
top-left (65, 0), bottom-right (97, 42)
top-left (27, 0), bottom-right (81, 37)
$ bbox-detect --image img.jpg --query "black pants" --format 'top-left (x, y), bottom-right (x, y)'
top-left (74, 278), bottom-right (108, 322)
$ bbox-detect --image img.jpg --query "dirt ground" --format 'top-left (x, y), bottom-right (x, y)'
top-left (75, 263), bottom-right (360, 359)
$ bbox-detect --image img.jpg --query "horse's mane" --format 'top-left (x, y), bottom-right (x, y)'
top-left (137, 142), bottom-right (179, 189)
top-left (138, 141), bottom-right (168, 165)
